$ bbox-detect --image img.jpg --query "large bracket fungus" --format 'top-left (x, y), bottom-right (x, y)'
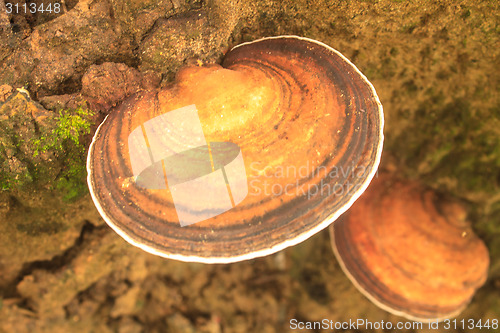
top-left (330, 174), bottom-right (490, 321)
top-left (87, 36), bottom-right (384, 263)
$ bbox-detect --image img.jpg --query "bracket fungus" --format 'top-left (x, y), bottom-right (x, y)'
top-left (330, 174), bottom-right (490, 322)
top-left (87, 36), bottom-right (384, 263)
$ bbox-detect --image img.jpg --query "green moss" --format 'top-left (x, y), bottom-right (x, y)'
top-left (31, 105), bottom-right (94, 201)
top-left (55, 161), bottom-right (89, 202)
top-left (33, 106), bottom-right (93, 157)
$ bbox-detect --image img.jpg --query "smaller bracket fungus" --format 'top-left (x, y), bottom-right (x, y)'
top-left (87, 36), bottom-right (384, 263)
top-left (330, 174), bottom-right (490, 322)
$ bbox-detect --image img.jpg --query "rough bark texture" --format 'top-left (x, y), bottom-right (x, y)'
top-left (0, 0), bottom-right (499, 332)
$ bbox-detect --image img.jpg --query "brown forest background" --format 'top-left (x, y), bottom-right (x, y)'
top-left (0, 0), bottom-right (499, 332)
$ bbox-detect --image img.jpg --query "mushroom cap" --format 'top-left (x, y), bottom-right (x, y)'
top-left (87, 36), bottom-right (384, 263)
top-left (330, 174), bottom-right (490, 321)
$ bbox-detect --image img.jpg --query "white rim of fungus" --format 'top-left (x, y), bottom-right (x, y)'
top-left (87, 35), bottom-right (385, 264)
